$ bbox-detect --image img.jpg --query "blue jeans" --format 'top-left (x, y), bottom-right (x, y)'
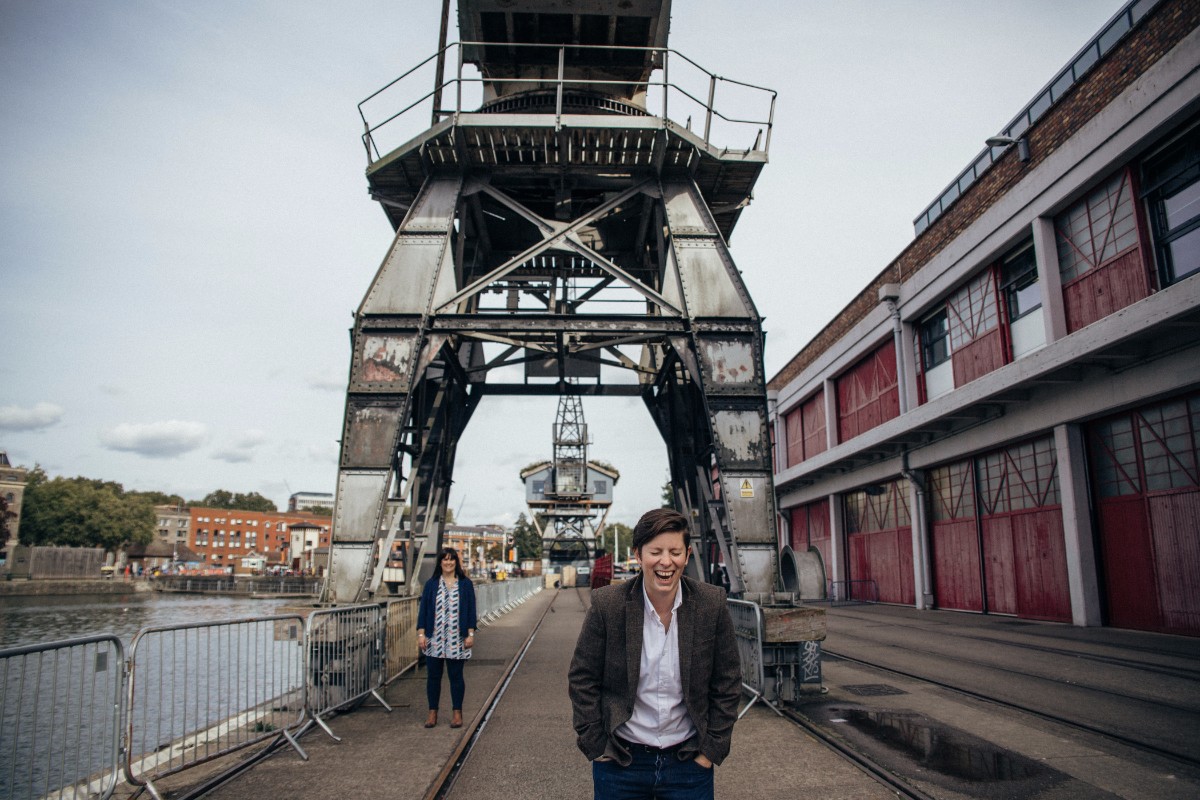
top-left (425, 656), bottom-right (465, 710)
top-left (592, 750), bottom-right (714, 800)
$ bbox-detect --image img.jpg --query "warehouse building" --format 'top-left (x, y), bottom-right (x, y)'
top-left (769, 0), bottom-right (1200, 636)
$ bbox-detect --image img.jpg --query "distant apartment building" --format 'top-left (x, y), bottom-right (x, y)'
top-left (0, 450), bottom-right (28, 570)
top-left (287, 491), bottom-right (335, 514)
top-left (188, 507), bottom-right (331, 574)
top-left (444, 524), bottom-right (509, 571)
top-left (153, 505), bottom-right (191, 553)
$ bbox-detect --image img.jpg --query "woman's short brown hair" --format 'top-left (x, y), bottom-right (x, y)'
top-left (631, 508), bottom-right (690, 552)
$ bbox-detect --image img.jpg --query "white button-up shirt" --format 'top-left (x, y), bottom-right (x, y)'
top-left (615, 582), bottom-right (696, 748)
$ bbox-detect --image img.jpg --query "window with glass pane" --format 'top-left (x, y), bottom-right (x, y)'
top-left (1001, 241), bottom-right (1041, 319)
top-left (947, 270), bottom-right (1000, 350)
top-left (1144, 125), bottom-right (1200, 285)
top-left (921, 309), bottom-right (950, 368)
top-left (1089, 417), bottom-right (1140, 497)
top-left (929, 461), bottom-right (975, 522)
top-left (1137, 400), bottom-right (1199, 491)
top-left (1055, 169), bottom-right (1138, 282)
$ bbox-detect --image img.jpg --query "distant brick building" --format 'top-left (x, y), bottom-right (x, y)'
top-left (769, 0), bottom-right (1200, 636)
top-left (188, 507), bottom-right (331, 574)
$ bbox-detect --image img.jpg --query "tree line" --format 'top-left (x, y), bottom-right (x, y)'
top-left (15, 467), bottom-right (660, 558)
top-left (17, 467), bottom-right (281, 552)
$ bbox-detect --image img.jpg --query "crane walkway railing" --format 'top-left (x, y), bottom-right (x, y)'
top-left (358, 40), bottom-right (777, 163)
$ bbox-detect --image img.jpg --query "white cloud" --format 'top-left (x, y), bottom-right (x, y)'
top-left (211, 429), bottom-right (267, 463)
top-left (99, 420), bottom-right (207, 458)
top-left (0, 402), bottom-right (64, 431)
top-left (307, 371), bottom-right (346, 392)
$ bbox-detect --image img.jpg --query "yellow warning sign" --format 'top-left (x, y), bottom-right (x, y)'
top-left (739, 479), bottom-right (754, 498)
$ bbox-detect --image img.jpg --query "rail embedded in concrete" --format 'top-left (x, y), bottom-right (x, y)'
top-left (0, 577), bottom-right (543, 800)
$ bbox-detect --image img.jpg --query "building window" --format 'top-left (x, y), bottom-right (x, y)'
top-left (593, 480), bottom-right (607, 493)
top-left (1055, 169), bottom-right (1139, 283)
top-left (920, 309), bottom-right (951, 369)
top-left (977, 437), bottom-right (1061, 513)
top-left (1144, 124), bottom-right (1200, 286)
top-left (1001, 241), bottom-right (1041, 320)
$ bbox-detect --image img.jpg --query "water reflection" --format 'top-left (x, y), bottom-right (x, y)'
top-left (0, 592), bottom-right (304, 650)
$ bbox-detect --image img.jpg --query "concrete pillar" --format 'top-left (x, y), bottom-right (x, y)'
top-left (823, 378), bottom-right (838, 450)
top-left (1055, 423), bottom-right (1103, 626)
top-left (768, 390), bottom-right (784, 474)
top-left (907, 473), bottom-right (933, 610)
top-left (1032, 217), bottom-right (1068, 342)
top-left (827, 492), bottom-right (846, 599)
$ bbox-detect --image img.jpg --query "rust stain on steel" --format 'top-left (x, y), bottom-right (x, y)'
top-left (713, 409), bottom-right (766, 462)
top-left (701, 340), bottom-right (755, 384)
top-left (359, 335), bottom-right (416, 384)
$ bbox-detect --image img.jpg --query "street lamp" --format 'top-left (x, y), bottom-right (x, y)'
top-left (986, 135), bottom-right (1030, 162)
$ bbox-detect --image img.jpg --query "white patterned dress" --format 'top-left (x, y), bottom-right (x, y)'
top-left (427, 578), bottom-right (471, 660)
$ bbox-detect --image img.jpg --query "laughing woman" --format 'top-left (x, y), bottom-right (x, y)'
top-left (417, 547), bottom-right (477, 729)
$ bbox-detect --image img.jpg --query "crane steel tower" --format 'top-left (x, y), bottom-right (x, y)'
top-left (521, 393), bottom-right (615, 566)
top-left (323, 0), bottom-right (780, 603)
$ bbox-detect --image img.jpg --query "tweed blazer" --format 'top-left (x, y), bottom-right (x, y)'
top-left (567, 574), bottom-right (742, 767)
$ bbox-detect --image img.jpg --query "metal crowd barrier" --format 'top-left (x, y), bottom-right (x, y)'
top-left (0, 581), bottom-right (545, 799)
top-left (474, 577), bottom-right (543, 626)
top-left (0, 635), bottom-right (124, 800)
top-left (303, 604), bottom-right (391, 741)
top-left (725, 599), bottom-right (779, 719)
top-left (125, 615), bottom-right (308, 800)
top-left (383, 596), bottom-right (420, 683)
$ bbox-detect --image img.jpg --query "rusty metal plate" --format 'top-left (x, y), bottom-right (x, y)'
top-left (353, 334), bottom-right (419, 388)
top-left (711, 409), bottom-right (769, 467)
top-left (698, 337), bottom-right (759, 388)
top-left (342, 402), bottom-right (403, 468)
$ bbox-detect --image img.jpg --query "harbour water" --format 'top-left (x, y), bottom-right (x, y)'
top-left (0, 590), bottom-right (304, 651)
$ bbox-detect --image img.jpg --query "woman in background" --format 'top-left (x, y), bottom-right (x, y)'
top-left (416, 547), bottom-right (477, 728)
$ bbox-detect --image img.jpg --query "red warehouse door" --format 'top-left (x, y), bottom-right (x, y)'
top-left (929, 460), bottom-right (983, 612)
top-left (844, 480), bottom-right (913, 605)
top-left (976, 438), bottom-right (1070, 622)
top-left (1088, 394), bottom-right (1200, 636)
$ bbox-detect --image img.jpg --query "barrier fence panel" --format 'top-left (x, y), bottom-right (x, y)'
top-left (125, 615), bottom-right (308, 800)
top-left (726, 599), bottom-right (780, 718)
top-left (475, 577), bottom-right (542, 625)
top-left (0, 635), bottom-right (124, 800)
top-left (383, 597), bottom-right (420, 683)
top-left (304, 604), bottom-right (391, 740)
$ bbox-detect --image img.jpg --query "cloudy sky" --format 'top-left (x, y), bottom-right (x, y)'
top-left (1, 0), bottom-right (1124, 528)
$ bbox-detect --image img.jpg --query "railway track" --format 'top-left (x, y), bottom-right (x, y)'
top-left (820, 644), bottom-right (1200, 772)
top-left (426, 587), bottom-right (578, 800)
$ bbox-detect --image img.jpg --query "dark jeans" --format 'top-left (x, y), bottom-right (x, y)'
top-left (592, 750), bottom-right (714, 800)
top-left (425, 656), bottom-right (465, 710)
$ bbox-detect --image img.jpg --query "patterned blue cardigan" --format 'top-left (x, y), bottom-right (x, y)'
top-left (417, 575), bottom-right (478, 639)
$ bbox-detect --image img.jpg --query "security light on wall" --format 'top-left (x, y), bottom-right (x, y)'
top-left (986, 135), bottom-right (1031, 162)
